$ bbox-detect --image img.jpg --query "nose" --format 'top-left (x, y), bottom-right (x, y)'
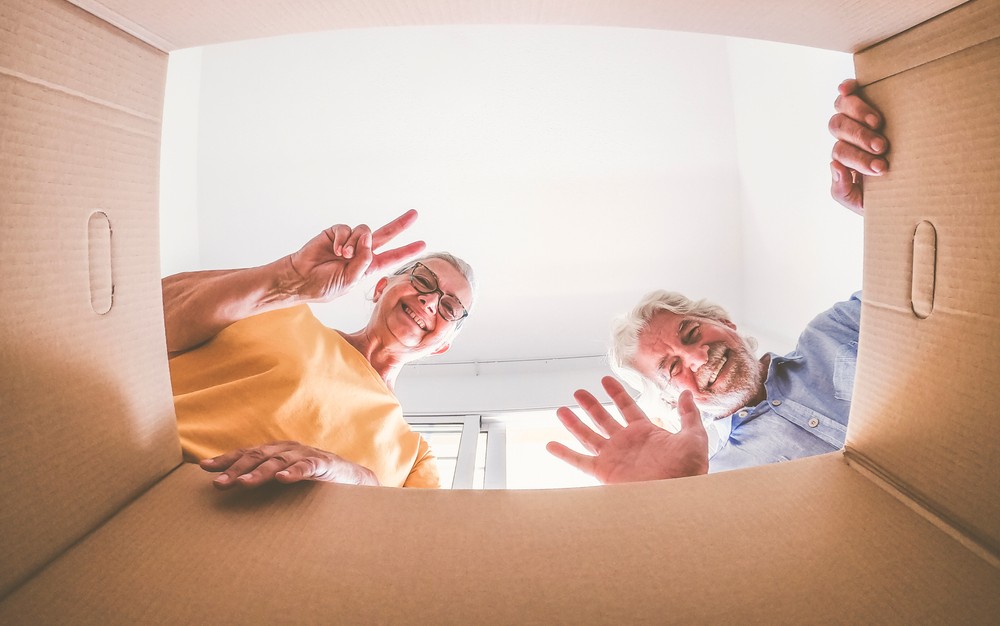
top-left (419, 290), bottom-right (441, 314)
top-left (684, 343), bottom-right (709, 372)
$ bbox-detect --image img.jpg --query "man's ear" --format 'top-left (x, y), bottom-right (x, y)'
top-left (373, 277), bottom-right (389, 302)
top-left (720, 318), bottom-right (737, 331)
top-left (431, 341), bottom-right (451, 356)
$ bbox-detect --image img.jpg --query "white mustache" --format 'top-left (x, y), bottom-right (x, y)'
top-left (696, 342), bottom-right (728, 391)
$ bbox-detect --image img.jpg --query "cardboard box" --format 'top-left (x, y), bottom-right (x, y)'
top-left (1, 0), bottom-right (997, 622)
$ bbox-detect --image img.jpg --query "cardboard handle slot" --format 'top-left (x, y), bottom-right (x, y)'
top-left (87, 211), bottom-right (114, 315)
top-left (911, 220), bottom-right (937, 319)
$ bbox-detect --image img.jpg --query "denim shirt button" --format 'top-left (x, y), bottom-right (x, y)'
top-left (738, 410), bottom-right (749, 418)
top-left (771, 400), bottom-right (782, 406)
top-left (808, 418), bottom-right (820, 428)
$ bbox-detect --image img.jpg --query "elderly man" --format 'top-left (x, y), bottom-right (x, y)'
top-left (548, 80), bottom-right (888, 482)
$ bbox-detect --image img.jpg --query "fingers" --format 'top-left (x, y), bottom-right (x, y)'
top-left (573, 388), bottom-right (623, 437)
top-left (830, 161), bottom-right (864, 216)
top-left (601, 376), bottom-right (650, 425)
top-left (339, 223), bottom-right (371, 261)
top-left (555, 405), bottom-right (605, 454)
top-left (201, 442), bottom-right (302, 490)
top-left (831, 139), bottom-right (887, 177)
top-left (328, 224), bottom-right (352, 257)
top-left (676, 390), bottom-right (705, 433)
top-left (834, 88), bottom-right (883, 131)
top-left (545, 441), bottom-right (596, 477)
top-left (828, 113), bottom-right (888, 161)
top-left (837, 78), bottom-right (860, 97)
top-left (366, 240), bottom-right (427, 277)
top-left (371, 209), bottom-right (419, 251)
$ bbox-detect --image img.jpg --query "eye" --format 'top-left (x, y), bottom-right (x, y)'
top-left (681, 322), bottom-right (700, 345)
top-left (670, 358), bottom-right (682, 378)
top-left (440, 300), bottom-right (458, 319)
top-left (411, 273), bottom-right (436, 291)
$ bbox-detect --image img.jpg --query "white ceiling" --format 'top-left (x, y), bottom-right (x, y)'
top-left (160, 26), bottom-right (862, 369)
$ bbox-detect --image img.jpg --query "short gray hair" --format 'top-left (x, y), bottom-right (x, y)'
top-left (393, 251), bottom-right (477, 328)
top-left (608, 290), bottom-right (756, 393)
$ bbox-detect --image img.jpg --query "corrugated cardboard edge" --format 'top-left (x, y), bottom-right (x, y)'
top-left (66, 0), bottom-right (965, 54)
top-left (63, 0), bottom-right (175, 51)
top-left (855, 0), bottom-right (1000, 83)
top-left (845, 454), bottom-right (1000, 569)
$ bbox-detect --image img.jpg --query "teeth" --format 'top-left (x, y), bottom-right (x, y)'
top-left (403, 304), bottom-right (427, 330)
top-left (708, 355), bottom-right (727, 386)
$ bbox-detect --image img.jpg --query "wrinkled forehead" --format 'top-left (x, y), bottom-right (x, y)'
top-left (630, 311), bottom-right (682, 364)
top-left (416, 258), bottom-right (473, 304)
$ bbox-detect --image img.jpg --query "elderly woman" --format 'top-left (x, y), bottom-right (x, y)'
top-left (163, 210), bottom-right (475, 489)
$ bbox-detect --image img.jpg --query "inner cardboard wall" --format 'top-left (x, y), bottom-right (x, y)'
top-left (0, 0), bottom-right (180, 597)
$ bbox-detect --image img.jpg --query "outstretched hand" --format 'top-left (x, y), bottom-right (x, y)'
top-left (200, 440), bottom-right (380, 489)
top-left (829, 79), bottom-right (890, 215)
top-left (285, 208), bottom-right (426, 303)
top-left (546, 377), bottom-right (709, 484)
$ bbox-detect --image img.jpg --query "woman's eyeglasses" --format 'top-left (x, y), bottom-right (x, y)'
top-left (407, 262), bottom-right (469, 322)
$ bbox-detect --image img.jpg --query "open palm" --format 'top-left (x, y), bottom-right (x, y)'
top-left (547, 377), bottom-right (709, 484)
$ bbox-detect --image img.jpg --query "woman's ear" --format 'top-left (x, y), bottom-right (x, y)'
top-left (373, 277), bottom-right (389, 302)
top-left (721, 318), bottom-right (737, 331)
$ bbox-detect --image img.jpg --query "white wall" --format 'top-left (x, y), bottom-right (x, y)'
top-left (159, 48), bottom-right (203, 276)
top-left (727, 38), bottom-right (860, 355)
top-left (191, 26), bottom-right (743, 364)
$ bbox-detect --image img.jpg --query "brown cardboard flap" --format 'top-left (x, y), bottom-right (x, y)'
top-left (65, 0), bottom-right (965, 53)
top-left (2, 457), bottom-right (997, 624)
top-left (0, 0), bottom-right (179, 599)
top-left (855, 0), bottom-right (1000, 84)
top-left (850, 21), bottom-right (1000, 554)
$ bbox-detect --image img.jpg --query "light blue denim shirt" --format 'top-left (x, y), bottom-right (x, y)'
top-left (709, 292), bottom-right (862, 473)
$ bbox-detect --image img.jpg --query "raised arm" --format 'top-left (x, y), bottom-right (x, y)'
top-left (162, 209), bottom-right (425, 355)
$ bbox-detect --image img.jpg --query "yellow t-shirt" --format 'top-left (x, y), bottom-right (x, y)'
top-left (169, 305), bottom-right (440, 488)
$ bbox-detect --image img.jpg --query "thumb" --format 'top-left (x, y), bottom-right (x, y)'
top-left (677, 390), bottom-right (705, 432)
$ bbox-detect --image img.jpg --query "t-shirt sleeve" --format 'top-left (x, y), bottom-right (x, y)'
top-left (402, 435), bottom-right (442, 489)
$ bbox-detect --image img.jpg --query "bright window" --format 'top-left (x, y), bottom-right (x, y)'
top-left (408, 407), bottom-right (610, 490)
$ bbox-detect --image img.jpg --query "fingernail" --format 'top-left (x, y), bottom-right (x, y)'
top-left (866, 114), bottom-right (880, 128)
top-left (237, 474), bottom-right (252, 482)
top-left (871, 138), bottom-right (885, 153)
top-left (871, 159), bottom-right (886, 173)
top-left (276, 470), bottom-right (289, 478)
top-left (344, 245), bottom-right (354, 258)
top-left (214, 475), bottom-right (229, 484)
top-left (831, 165), bottom-right (840, 182)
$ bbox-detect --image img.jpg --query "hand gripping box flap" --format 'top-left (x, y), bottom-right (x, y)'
top-left (848, 0), bottom-right (1000, 557)
top-left (0, 0), bottom-right (180, 598)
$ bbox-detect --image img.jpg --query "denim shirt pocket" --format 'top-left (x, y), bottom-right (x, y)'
top-left (833, 340), bottom-right (858, 402)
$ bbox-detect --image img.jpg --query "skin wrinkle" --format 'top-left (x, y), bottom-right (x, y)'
top-left (632, 312), bottom-right (766, 418)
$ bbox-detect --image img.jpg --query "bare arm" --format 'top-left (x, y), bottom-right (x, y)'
top-left (162, 258), bottom-right (305, 355)
top-left (162, 210), bottom-right (425, 355)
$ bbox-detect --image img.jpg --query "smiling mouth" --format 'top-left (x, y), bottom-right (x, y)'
top-left (705, 349), bottom-right (729, 390)
top-left (402, 303), bottom-right (428, 331)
